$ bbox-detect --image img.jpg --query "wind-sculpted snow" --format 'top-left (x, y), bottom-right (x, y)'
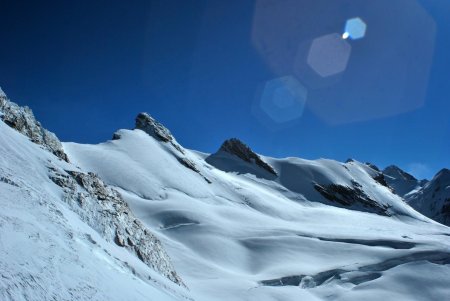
top-left (64, 116), bottom-right (450, 301)
top-left (47, 167), bottom-right (185, 286)
top-left (0, 90), bottom-right (69, 162)
top-left (0, 120), bottom-right (190, 301)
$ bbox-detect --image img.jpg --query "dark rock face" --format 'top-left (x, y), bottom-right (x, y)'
top-left (0, 91), bottom-right (69, 162)
top-left (372, 172), bottom-right (390, 188)
top-left (219, 138), bottom-right (277, 176)
top-left (314, 180), bottom-right (390, 216)
top-left (135, 112), bottom-right (173, 143)
top-left (134, 112), bottom-right (211, 183)
top-left (48, 166), bottom-right (185, 287)
top-left (112, 132), bottom-right (122, 140)
top-left (135, 112), bottom-right (184, 154)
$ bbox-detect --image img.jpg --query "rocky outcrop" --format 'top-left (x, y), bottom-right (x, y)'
top-left (0, 89), bottom-right (69, 162)
top-left (219, 138), bottom-right (277, 176)
top-left (48, 166), bottom-right (185, 286)
top-left (135, 112), bottom-right (184, 154)
top-left (135, 112), bottom-right (211, 183)
top-left (135, 112), bottom-right (173, 143)
top-left (314, 180), bottom-right (390, 216)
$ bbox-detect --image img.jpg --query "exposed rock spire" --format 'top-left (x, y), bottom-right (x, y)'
top-left (219, 138), bottom-right (277, 176)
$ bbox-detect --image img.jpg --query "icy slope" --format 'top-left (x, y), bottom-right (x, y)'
top-left (64, 113), bottom-right (450, 301)
top-left (406, 169), bottom-right (450, 226)
top-left (0, 101), bottom-right (189, 300)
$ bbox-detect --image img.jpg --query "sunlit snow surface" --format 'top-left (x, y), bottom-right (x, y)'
top-left (0, 122), bottom-right (190, 301)
top-left (63, 129), bottom-right (450, 301)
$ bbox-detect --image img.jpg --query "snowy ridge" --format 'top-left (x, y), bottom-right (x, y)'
top-left (1, 89), bottom-right (450, 300)
top-left (64, 114), bottom-right (450, 301)
top-left (0, 97), bottom-right (190, 300)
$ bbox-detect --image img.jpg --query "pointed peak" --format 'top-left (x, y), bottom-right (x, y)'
top-left (434, 168), bottom-right (450, 181)
top-left (383, 164), bottom-right (401, 171)
top-left (383, 165), bottom-right (417, 181)
top-left (0, 87), bottom-right (6, 98)
top-left (218, 138), bottom-right (277, 176)
top-left (135, 112), bottom-right (173, 143)
top-left (220, 138), bottom-right (250, 153)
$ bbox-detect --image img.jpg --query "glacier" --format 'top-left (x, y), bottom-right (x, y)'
top-left (1, 90), bottom-right (450, 301)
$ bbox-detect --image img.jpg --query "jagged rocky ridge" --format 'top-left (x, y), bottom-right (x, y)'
top-left (135, 112), bottom-right (184, 153)
top-left (314, 180), bottom-right (390, 216)
top-left (0, 90), bottom-right (185, 287)
top-left (0, 90), bottom-right (69, 162)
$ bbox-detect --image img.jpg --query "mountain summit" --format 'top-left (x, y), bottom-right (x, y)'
top-left (383, 165), bottom-right (426, 197)
top-left (135, 112), bottom-right (174, 143)
top-left (205, 138), bottom-right (278, 178)
top-left (218, 138), bottom-right (277, 176)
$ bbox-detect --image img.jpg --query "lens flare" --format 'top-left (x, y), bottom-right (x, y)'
top-left (344, 17), bottom-right (367, 40)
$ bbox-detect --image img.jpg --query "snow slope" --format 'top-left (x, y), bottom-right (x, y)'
top-left (0, 115), bottom-right (190, 299)
top-left (64, 116), bottom-right (450, 301)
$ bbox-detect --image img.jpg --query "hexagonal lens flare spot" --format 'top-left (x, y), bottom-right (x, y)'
top-left (258, 76), bottom-right (307, 124)
top-left (307, 33), bottom-right (352, 78)
top-left (344, 17), bottom-right (367, 40)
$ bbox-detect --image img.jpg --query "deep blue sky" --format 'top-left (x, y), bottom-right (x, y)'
top-left (0, 0), bottom-right (449, 179)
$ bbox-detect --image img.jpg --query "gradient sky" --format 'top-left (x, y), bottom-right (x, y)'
top-left (0, 0), bottom-right (449, 179)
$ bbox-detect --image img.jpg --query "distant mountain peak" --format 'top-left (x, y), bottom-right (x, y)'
top-left (135, 112), bottom-right (174, 143)
top-left (434, 168), bottom-right (450, 181)
top-left (0, 86), bottom-right (5, 98)
top-left (218, 138), bottom-right (277, 176)
top-left (383, 165), bottom-right (417, 181)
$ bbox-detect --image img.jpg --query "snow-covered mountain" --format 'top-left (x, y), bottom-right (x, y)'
top-left (383, 165), bottom-right (427, 197)
top-left (1, 90), bottom-right (450, 301)
top-left (0, 92), bottom-right (190, 301)
top-left (405, 169), bottom-right (450, 226)
top-left (382, 165), bottom-right (450, 227)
